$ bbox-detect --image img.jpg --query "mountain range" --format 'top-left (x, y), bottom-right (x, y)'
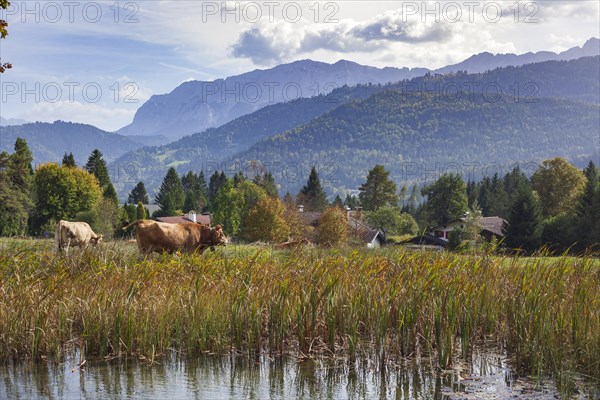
top-left (117, 60), bottom-right (429, 141)
top-left (118, 38), bottom-right (600, 141)
top-left (0, 121), bottom-right (144, 165)
top-left (112, 56), bottom-right (600, 197)
top-left (0, 116), bottom-right (29, 126)
top-left (435, 37), bottom-right (600, 74)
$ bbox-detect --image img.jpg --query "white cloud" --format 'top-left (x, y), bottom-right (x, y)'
top-left (20, 101), bottom-right (135, 132)
top-left (231, 9), bottom-right (460, 65)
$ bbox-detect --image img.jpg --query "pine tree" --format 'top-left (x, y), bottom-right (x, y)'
top-left (0, 151), bottom-right (29, 235)
top-left (181, 171), bottom-right (208, 212)
top-left (344, 194), bottom-right (359, 210)
top-left (208, 171), bottom-right (228, 209)
top-left (575, 161), bottom-right (599, 249)
top-left (155, 167), bottom-right (184, 214)
top-left (504, 187), bottom-right (543, 252)
top-left (10, 137), bottom-right (33, 192)
top-left (488, 173), bottom-right (509, 217)
top-left (0, 139), bottom-right (33, 235)
top-left (253, 172), bottom-right (278, 197)
top-left (399, 184), bottom-right (408, 209)
top-left (503, 166), bottom-right (530, 205)
top-left (233, 171), bottom-right (246, 187)
top-left (477, 177), bottom-right (492, 216)
top-left (84, 149), bottom-right (118, 204)
top-left (183, 190), bottom-right (199, 213)
top-left (298, 166), bottom-right (328, 211)
top-left (181, 171), bottom-right (198, 192)
top-left (136, 201), bottom-right (147, 220)
top-left (358, 165), bottom-right (398, 211)
top-left (84, 149), bottom-right (111, 188)
top-left (62, 152), bottom-right (76, 167)
top-left (198, 171), bottom-right (208, 198)
top-left (128, 181), bottom-right (149, 204)
top-left (103, 182), bottom-right (119, 205)
top-left (466, 180), bottom-right (478, 208)
top-left (122, 203), bottom-right (137, 222)
top-left (332, 194), bottom-right (344, 208)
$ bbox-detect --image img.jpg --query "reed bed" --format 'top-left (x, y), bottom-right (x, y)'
top-left (0, 240), bottom-right (598, 384)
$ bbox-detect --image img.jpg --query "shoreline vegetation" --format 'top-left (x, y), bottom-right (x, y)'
top-left (0, 239), bottom-right (598, 391)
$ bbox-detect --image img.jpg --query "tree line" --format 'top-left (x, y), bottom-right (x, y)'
top-left (2, 137), bottom-right (598, 252)
top-left (402, 158), bottom-right (598, 252)
top-left (0, 139), bottom-right (122, 237)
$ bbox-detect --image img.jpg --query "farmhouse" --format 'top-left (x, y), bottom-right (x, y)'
top-left (298, 206), bottom-right (386, 248)
top-left (346, 210), bottom-right (387, 248)
top-left (429, 216), bottom-right (505, 242)
top-left (403, 215), bottom-right (506, 249)
top-left (156, 211), bottom-right (212, 226)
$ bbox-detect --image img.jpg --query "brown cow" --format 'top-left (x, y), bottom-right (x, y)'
top-left (123, 219), bottom-right (227, 254)
top-left (55, 220), bottom-right (103, 254)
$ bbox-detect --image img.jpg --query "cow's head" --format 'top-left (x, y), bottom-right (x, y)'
top-left (211, 225), bottom-right (228, 247)
top-left (91, 234), bottom-right (104, 246)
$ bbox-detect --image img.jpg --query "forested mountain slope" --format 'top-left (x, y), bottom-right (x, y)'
top-left (229, 90), bottom-right (599, 194)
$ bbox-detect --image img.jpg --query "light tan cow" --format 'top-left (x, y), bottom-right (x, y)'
top-left (122, 219), bottom-right (227, 254)
top-left (55, 220), bottom-right (103, 254)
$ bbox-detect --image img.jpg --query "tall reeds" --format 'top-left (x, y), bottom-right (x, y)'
top-left (0, 240), bottom-right (598, 383)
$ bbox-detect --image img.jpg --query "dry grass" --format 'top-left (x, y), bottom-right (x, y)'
top-left (0, 239), bottom-right (598, 385)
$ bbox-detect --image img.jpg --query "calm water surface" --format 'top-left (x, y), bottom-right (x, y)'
top-left (1, 350), bottom-right (597, 399)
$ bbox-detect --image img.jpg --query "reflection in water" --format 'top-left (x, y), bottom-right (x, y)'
top-left (1, 350), bottom-right (597, 399)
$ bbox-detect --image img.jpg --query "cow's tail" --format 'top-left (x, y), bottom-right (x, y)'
top-left (54, 220), bottom-right (63, 253)
top-left (122, 219), bottom-right (145, 231)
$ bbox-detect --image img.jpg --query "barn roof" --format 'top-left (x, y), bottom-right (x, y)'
top-left (474, 216), bottom-right (506, 237)
top-left (348, 216), bottom-right (386, 244)
top-left (402, 233), bottom-right (448, 247)
top-left (298, 212), bottom-right (322, 227)
top-left (433, 216), bottom-right (507, 237)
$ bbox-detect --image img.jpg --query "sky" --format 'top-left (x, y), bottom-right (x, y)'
top-left (0, 0), bottom-right (599, 131)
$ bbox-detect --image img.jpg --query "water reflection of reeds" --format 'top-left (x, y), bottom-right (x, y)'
top-left (0, 351), bottom-right (598, 399)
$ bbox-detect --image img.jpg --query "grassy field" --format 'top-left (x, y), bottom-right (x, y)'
top-left (0, 238), bottom-right (598, 385)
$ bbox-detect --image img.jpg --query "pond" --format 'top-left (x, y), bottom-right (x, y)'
top-left (1, 348), bottom-right (597, 399)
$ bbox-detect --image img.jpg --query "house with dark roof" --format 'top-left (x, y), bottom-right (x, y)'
top-left (402, 215), bottom-right (506, 249)
top-left (401, 233), bottom-right (447, 250)
top-left (156, 211), bottom-right (212, 226)
top-left (428, 216), bottom-right (506, 242)
top-left (346, 212), bottom-right (386, 248)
